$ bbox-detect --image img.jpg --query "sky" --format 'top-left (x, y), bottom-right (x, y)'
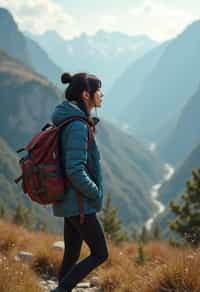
top-left (0, 0), bottom-right (199, 42)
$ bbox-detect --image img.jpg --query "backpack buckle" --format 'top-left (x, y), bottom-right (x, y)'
top-left (14, 175), bottom-right (23, 184)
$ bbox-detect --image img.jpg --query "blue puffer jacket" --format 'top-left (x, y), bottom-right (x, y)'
top-left (51, 99), bottom-right (103, 217)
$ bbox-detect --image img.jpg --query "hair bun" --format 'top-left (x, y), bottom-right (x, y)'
top-left (61, 73), bottom-right (72, 84)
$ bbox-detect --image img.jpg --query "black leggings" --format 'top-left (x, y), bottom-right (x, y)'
top-left (58, 212), bottom-right (109, 291)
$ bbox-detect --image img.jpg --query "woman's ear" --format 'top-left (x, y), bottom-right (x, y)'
top-left (82, 90), bottom-right (90, 101)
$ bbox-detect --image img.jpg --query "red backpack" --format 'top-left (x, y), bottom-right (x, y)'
top-left (14, 116), bottom-right (94, 224)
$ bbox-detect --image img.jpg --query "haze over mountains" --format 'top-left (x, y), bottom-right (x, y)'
top-left (158, 82), bottom-right (200, 166)
top-left (1, 6), bottom-right (200, 238)
top-left (0, 48), bottom-right (163, 232)
top-left (154, 83), bottom-right (200, 236)
top-left (0, 49), bottom-right (64, 232)
top-left (0, 7), bottom-right (164, 233)
top-left (96, 120), bottom-right (163, 229)
top-left (109, 20), bottom-right (200, 145)
top-left (0, 8), bottom-right (31, 67)
top-left (104, 40), bottom-right (169, 122)
top-left (25, 36), bottom-right (62, 88)
top-left (27, 30), bottom-right (157, 91)
top-left (0, 8), bottom-right (62, 87)
top-left (101, 15), bottom-right (200, 237)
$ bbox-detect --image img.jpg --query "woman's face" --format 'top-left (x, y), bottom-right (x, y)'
top-left (92, 88), bottom-right (104, 108)
top-left (82, 88), bottom-right (104, 112)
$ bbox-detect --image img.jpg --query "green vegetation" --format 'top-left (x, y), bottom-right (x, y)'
top-left (12, 202), bottom-right (35, 230)
top-left (99, 192), bottom-right (129, 244)
top-left (157, 143), bottom-right (200, 239)
top-left (169, 168), bottom-right (200, 247)
top-left (134, 241), bottom-right (146, 265)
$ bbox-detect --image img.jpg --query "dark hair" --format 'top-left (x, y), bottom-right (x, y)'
top-left (61, 72), bottom-right (101, 113)
top-left (61, 72), bottom-right (101, 132)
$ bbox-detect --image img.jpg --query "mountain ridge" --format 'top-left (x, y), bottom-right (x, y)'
top-left (28, 29), bottom-right (157, 91)
top-left (0, 50), bottom-right (163, 232)
top-left (158, 82), bottom-right (200, 166)
top-left (119, 19), bottom-right (200, 141)
top-left (0, 7), bottom-right (32, 68)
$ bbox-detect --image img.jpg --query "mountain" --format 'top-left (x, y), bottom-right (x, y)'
top-left (156, 143), bottom-right (200, 238)
top-left (28, 30), bottom-right (157, 91)
top-left (104, 40), bottom-right (169, 120)
top-left (158, 82), bottom-right (200, 166)
top-left (26, 30), bottom-right (66, 62)
top-left (25, 36), bottom-right (62, 87)
top-left (0, 50), bottom-right (64, 231)
top-left (0, 8), bottom-right (62, 87)
top-left (119, 19), bottom-right (200, 142)
top-left (159, 144), bottom-right (200, 207)
top-left (0, 50), bottom-right (61, 150)
top-left (0, 8), bottom-right (31, 67)
top-left (0, 136), bottom-right (21, 210)
top-left (0, 50), bottom-right (164, 232)
top-left (96, 119), bottom-right (164, 229)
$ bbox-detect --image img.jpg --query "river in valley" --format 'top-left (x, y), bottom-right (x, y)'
top-left (145, 163), bottom-right (175, 231)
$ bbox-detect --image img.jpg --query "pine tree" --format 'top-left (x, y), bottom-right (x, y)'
top-left (0, 205), bottom-right (5, 218)
top-left (38, 220), bottom-right (48, 232)
top-left (138, 224), bottom-right (149, 244)
top-left (12, 202), bottom-right (35, 230)
top-left (135, 241), bottom-right (146, 265)
top-left (99, 192), bottom-right (129, 244)
top-left (23, 206), bottom-right (35, 230)
top-left (150, 222), bottom-right (161, 240)
top-left (169, 168), bottom-right (200, 247)
top-left (129, 226), bottom-right (139, 241)
top-left (13, 202), bottom-right (25, 226)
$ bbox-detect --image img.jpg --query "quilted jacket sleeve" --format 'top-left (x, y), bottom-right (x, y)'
top-left (62, 120), bottom-right (100, 201)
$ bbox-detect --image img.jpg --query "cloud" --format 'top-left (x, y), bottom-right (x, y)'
top-left (97, 15), bottom-right (118, 28)
top-left (0, 0), bottom-right (198, 41)
top-left (0, 0), bottom-right (77, 39)
top-left (81, 0), bottom-right (199, 41)
top-left (91, 0), bottom-right (198, 41)
top-left (128, 0), bottom-right (199, 40)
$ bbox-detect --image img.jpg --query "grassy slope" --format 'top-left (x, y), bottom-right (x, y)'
top-left (0, 218), bottom-right (200, 292)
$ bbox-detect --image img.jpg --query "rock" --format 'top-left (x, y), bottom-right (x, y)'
top-left (90, 276), bottom-right (100, 287)
top-left (76, 282), bottom-right (91, 288)
top-left (47, 280), bottom-right (56, 285)
top-left (41, 273), bottom-right (51, 280)
top-left (39, 280), bottom-right (47, 286)
top-left (39, 276), bottom-right (104, 292)
top-left (14, 255), bottom-right (20, 262)
top-left (16, 251), bottom-right (33, 263)
top-left (72, 288), bottom-right (103, 292)
top-left (52, 241), bottom-right (65, 250)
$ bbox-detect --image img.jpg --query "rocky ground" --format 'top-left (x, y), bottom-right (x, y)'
top-left (14, 244), bottom-right (104, 292)
top-left (39, 274), bottom-right (103, 291)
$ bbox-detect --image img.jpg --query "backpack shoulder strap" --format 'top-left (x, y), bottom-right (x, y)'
top-left (58, 116), bottom-right (94, 146)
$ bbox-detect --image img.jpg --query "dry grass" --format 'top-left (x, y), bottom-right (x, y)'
top-left (0, 254), bottom-right (43, 292)
top-left (1, 219), bottom-right (200, 291)
top-left (0, 62), bottom-right (49, 85)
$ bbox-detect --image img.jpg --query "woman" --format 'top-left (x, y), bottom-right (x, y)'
top-left (50, 72), bottom-right (109, 292)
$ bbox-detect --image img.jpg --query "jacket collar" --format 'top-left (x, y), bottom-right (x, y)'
top-left (69, 101), bottom-right (100, 125)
